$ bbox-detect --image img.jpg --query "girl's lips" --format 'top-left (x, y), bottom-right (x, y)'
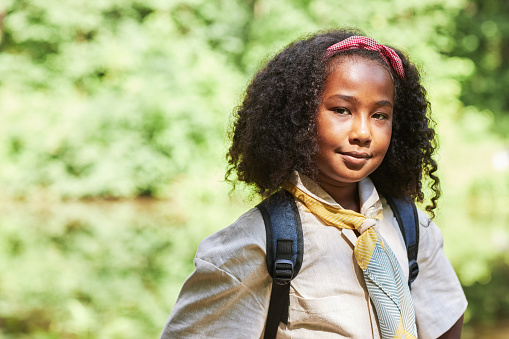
top-left (340, 151), bottom-right (371, 159)
top-left (339, 151), bottom-right (372, 165)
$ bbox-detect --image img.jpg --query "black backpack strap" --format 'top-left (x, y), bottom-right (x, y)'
top-left (257, 190), bottom-right (303, 339)
top-left (384, 195), bottom-right (420, 289)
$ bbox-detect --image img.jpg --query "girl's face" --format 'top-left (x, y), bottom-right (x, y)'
top-left (315, 56), bottom-right (394, 189)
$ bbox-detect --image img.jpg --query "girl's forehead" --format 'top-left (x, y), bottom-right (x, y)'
top-left (326, 54), bottom-right (393, 81)
top-left (322, 57), bottom-right (395, 103)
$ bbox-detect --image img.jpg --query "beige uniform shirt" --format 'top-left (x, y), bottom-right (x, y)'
top-left (161, 173), bottom-right (467, 339)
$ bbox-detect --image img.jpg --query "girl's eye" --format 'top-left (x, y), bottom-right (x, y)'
top-left (333, 107), bottom-right (350, 115)
top-left (372, 113), bottom-right (389, 120)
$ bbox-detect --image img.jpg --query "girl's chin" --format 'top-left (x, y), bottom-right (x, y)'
top-left (317, 172), bottom-right (368, 187)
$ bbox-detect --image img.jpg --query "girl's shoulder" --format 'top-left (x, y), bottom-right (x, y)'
top-left (195, 207), bottom-right (267, 278)
top-left (416, 208), bottom-right (433, 228)
top-left (415, 208), bottom-right (447, 254)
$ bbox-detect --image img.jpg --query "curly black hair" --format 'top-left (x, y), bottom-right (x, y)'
top-left (226, 28), bottom-right (440, 216)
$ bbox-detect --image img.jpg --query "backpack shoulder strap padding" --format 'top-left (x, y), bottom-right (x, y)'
top-left (384, 195), bottom-right (420, 288)
top-left (257, 190), bottom-right (303, 339)
top-left (258, 190), bottom-right (304, 281)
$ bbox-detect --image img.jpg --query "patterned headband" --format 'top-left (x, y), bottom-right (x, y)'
top-left (325, 36), bottom-right (405, 80)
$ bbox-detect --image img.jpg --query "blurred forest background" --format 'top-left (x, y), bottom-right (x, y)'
top-left (0, 0), bottom-right (508, 338)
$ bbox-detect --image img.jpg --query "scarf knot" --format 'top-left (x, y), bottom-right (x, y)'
top-left (358, 218), bottom-right (377, 234)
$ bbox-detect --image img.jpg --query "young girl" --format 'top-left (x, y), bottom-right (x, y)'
top-left (160, 29), bottom-right (467, 339)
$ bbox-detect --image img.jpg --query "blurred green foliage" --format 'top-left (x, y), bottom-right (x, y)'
top-left (449, 0), bottom-right (509, 135)
top-left (0, 0), bottom-right (508, 337)
top-left (0, 0), bottom-right (242, 199)
top-left (0, 177), bottom-right (250, 338)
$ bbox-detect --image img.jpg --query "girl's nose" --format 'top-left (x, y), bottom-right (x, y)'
top-left (349, 115), bottom-right (371, 145)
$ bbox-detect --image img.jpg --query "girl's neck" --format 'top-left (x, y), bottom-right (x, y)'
top-left (318, 179), bottom-right (360, 213)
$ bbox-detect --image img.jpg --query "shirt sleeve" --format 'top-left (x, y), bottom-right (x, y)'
top-left (411, 211), bottom-right (468, 339)
top-left (159, 209), bottom-right (271, 339)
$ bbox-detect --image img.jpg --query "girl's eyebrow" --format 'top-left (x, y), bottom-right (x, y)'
top-left (327, 94), bottom-right (393, 108)
top-left (374, 100), bottom-right (393, 108)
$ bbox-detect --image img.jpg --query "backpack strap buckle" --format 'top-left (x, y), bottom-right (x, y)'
top-left (408, 259), bottom-right (419, 285)
top-left (274, 259), bottom-right (294, 285)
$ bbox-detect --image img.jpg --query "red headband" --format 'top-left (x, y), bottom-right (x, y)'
top-left (325, 36), bottom-right (405, 80)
